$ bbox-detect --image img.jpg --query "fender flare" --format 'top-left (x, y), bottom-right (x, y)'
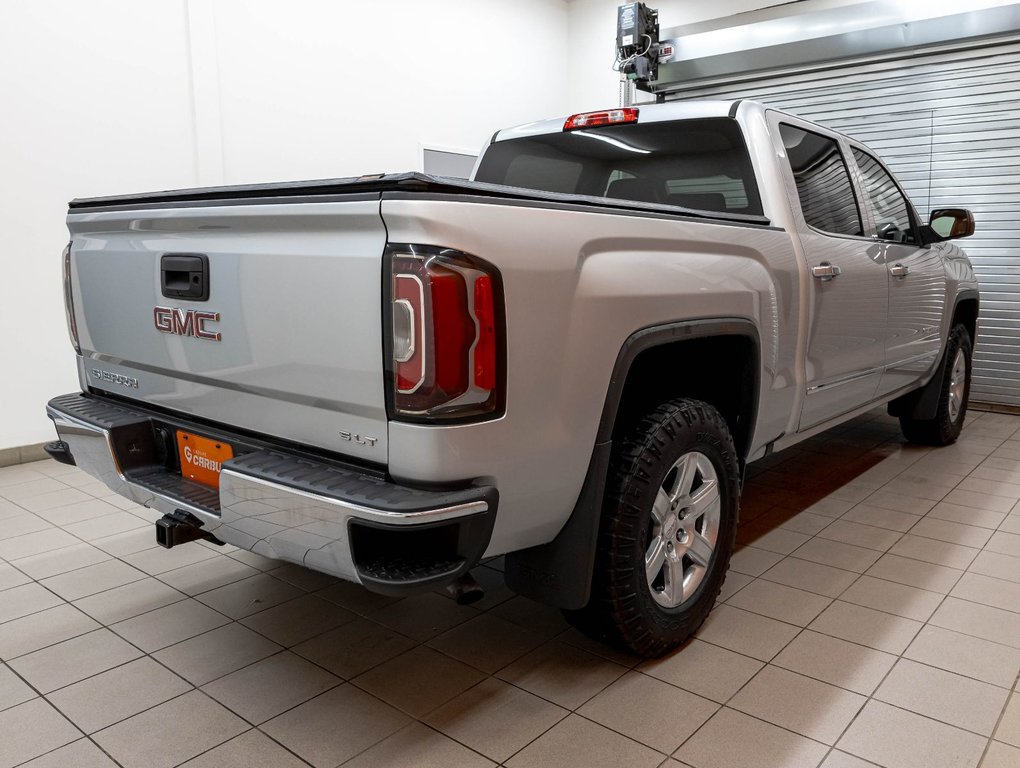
top-left (888, 290), bottom-right (980, 421)
top-left (504, 317), bottom-right (760, 609)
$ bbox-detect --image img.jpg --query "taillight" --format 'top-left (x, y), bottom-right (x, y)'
top-left (563, 107), bottom-right (639, 131)
top-left (387, 245), bottom-right (504, 421)
top-left (62, 242), bottom-right (81, 354)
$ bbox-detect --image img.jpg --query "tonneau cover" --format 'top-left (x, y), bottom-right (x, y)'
top-left (69, 172), bottom-right (771, 227)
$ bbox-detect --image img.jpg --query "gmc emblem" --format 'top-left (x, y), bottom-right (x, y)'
top-left (153, 306), bottom-right (221, 341)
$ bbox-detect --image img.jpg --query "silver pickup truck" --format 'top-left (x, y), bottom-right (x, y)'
top-left (46, 100), bottom-right (978, 656)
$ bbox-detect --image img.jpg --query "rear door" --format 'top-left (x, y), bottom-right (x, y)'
top-left (67, 198), bottom-right (390, 462)
top-left (772, 116), bottom-right (889, 430)
top-left (848, 145), bottom-right (948, 396)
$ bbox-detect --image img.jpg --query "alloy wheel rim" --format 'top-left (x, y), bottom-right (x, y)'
top-left (948, 348), bottom-right (967, 422)
top-left (645, 451), bottom-right (721, 609)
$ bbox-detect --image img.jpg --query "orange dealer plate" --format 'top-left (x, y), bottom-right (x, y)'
top-left (176, 430), bottom-right (234, 489)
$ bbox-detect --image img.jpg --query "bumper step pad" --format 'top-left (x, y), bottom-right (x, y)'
top-left (46, 393), bottom-right (497, 593)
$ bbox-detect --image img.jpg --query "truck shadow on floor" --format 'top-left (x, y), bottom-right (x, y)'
top-left (736, 409), bottom-right (922, 550)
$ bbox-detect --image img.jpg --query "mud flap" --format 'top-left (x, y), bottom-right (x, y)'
top-left (887, 347), bottom-right (950, 421)
top-left (504, 440), bottom-right (612, 610)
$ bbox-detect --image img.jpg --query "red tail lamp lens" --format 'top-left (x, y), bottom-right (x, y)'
top-left (473, 276), bottom-right (496, 391)
top-left (389, 247), bottom-right (503, 420)
top-left (429, 267), bottom-right (473, 397)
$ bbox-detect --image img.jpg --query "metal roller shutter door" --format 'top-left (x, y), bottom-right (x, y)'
top-left (666, 39), bottom-right (1020, 405)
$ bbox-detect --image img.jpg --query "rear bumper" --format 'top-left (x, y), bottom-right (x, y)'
top-left (46, 393), bottom-right (497, 594)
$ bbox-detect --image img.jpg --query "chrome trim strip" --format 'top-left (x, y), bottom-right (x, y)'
top-left (886, 349), bottom-right (940, 371)
top-left (806, 366), bottom-right (884, 394)
top-left (218, 469), bottom-right (488, 524)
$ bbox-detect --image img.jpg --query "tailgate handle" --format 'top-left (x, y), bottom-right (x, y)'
top-left (161, 254), bottom-right (209, 301)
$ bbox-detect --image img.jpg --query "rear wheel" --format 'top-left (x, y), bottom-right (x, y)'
top-left (567, 398), bottom-right (739, 658)
top-left (900, 323), bottom-right (972, 446)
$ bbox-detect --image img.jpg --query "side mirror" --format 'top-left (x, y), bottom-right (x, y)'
top-left (929, 208), bottom-right (975, 240)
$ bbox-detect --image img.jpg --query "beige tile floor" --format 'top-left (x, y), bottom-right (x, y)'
top-left (1, 408), bottom-right (1020, 767)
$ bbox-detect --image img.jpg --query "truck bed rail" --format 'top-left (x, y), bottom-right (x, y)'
top-left (69, 172), bottom-right (772, 227)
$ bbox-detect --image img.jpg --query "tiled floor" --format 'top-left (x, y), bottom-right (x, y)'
top-left (1, 409), bottom-right (1020, 768)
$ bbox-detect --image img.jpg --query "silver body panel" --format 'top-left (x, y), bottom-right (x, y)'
top-left (67, 200), bottom-right (390, 462)
top-left (383, 197), bottom-right (798, 553)
top-left (653, 31), bottom-right (1017, 406)
top-left (57, 100), bottom-right (978, 570)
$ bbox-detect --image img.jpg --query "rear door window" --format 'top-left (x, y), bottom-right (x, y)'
top-left (779, 124), bottom-right (863, 237)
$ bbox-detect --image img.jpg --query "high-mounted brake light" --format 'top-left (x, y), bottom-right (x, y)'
top-left (564, 107), bottom-right (639, 131)
top-left (388, 245), bottom-right (504, 421)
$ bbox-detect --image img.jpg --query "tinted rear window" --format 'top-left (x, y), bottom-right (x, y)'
top-left (779, 124), bottom-right (862, 237)
top-left (474, 118), bottom-right (762, 216)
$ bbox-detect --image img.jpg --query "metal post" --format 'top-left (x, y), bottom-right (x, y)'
top-left (619, 76), bottom-right (634, 107)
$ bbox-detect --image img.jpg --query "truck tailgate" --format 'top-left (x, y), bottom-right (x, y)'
top-left (66, 198), bottom-right (389, 461)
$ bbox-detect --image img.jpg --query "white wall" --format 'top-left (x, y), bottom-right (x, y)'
top-left (207, 0), bottom-right (571, 184)
top-left (0, 0), bottom-right (857, 451)
top-left (0, 0), bottom-right (570, 451)
top-left (0, 0), bottom-right (198, 451)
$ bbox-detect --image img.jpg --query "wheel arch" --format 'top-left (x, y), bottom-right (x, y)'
top-left (505, 318), bottom-right (761, 609)
top-left (888, 289), bottom-right (980, 421)
top-left (953, 290), bottom-right (979, 346)
top-left (601, 320), bottom-right (761, 462)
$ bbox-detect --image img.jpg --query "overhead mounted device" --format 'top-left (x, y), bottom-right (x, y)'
top-left (616, 3), bottom-right (660, 90)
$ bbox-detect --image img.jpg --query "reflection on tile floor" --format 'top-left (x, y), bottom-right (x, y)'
top-left (1, 408), bottom-right (1020, 767)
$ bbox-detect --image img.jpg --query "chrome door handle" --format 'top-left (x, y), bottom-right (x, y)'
top-left (811, 262), bottom-right (842, 281)
top-left (890, 263), bottom-right (910, 278)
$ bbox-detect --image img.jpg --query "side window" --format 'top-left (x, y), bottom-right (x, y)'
top-left (851, 148), bottom-right (917, 245)
top-left (779, 124), bottom-right (863, 237)
top-left (603, 169), bottom-right (635, 195)
top-left (665, 175), bottom-right (747, 212)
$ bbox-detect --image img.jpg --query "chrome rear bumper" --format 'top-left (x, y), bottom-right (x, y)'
top-left (46, 393), bottom-right (496, 592)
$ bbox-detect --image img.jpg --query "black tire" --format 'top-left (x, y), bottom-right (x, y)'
top-left (900, 324), bottom-right (972, 446)
top-left (566, 398), bottom-right (740, 658)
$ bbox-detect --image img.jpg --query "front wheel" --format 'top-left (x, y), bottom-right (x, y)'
top-left (900, 323), bottom-right (972, 446)
top-left (568, 398), bottom-right (740, 658)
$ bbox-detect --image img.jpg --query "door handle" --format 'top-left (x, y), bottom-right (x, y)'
top-left (889, 263), bottom-right (910, 279)
top-left (811, 262), bottom-right (842, 281)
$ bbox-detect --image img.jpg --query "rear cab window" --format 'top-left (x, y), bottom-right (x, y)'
top-left (474, 118), bottom-right (763, 216)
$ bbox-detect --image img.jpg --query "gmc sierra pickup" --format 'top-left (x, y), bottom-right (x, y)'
top-left (46, 100), bottom-right (978, 656)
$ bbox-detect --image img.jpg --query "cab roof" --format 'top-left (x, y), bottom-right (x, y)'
top-left (492, 100), bottom-right (751, 143)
